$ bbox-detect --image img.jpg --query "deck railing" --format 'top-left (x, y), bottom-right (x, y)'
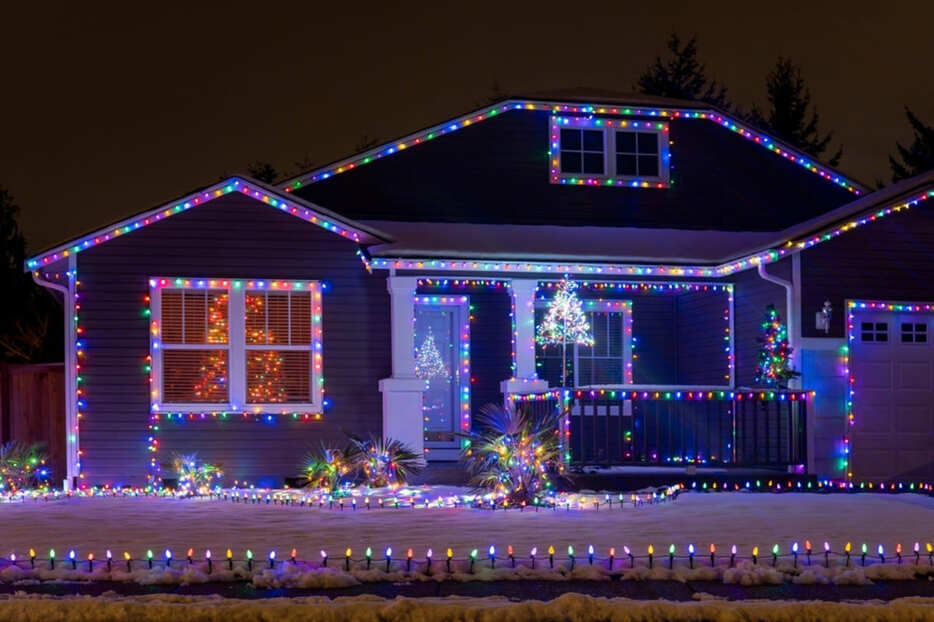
top-left (514, 386), bottom-right (810, 471)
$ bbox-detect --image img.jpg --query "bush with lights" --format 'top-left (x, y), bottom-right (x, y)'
top-left (170, 453), bottom-right (223, 495)
top-left (0, 441), bottom-right (50, 493)
top-left (459, 403), bottom-right (567, 506)
top-left (347, 435), bottom-right (424, 488)
top-left (301, 443), bottom-right (353, 493)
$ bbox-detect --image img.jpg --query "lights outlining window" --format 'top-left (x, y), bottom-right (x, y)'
top-left (550, 116), bottom-right (670, 187)
top-left (149, 278), bottom-right (323, 414)
top-left (860, 321), bottom-right (888, 343)
top-left (900, 322), bottom-right (927, 344)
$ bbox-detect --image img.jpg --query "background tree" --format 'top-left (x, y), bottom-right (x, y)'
top-left (888, 107), bottom-right (934, 182)
top-left (637, 33), bottom-right (730, 109)
top-left (246, 161), bottom-right (279, 183)
top-left (749, 57), bottom-right (843, 166)
top-left (0, 187), bottom-right (61, 363)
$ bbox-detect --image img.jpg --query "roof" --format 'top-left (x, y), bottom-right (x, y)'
top-left (277, 94), bottom-right (870, 196)
top-left (365, 170), bottom-right (934, 276)
top-left (24, 177), bottom-right (391, 271)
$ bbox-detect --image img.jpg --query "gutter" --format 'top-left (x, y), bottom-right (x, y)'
top-left (756, 263), bottom-right (798, 373)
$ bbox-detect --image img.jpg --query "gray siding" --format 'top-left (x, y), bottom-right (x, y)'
top-left (76, 192), bottom-right (390, 487)
top-left (677, 290), bottom-right (733, 385)
top-left (729, 261), bottom-right (792, 388)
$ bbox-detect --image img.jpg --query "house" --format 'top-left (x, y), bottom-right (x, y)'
top-left (27, 89), bottom-right (934, 489)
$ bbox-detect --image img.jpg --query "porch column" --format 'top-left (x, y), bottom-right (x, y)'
top-left (378, 276), bottom-right (426, 455)
top-left (500, 279), bottom-right (549, 395)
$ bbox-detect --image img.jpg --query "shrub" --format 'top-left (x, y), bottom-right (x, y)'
top-left (348, 435), bottom-right (424, 488)
top-left (0, 441), bottom-right (49, 492)
top-left (459, 403), bottom-right (566, 505)
top-left (302, 443), bottom-right (353, 492)
top-left (171, 453), bottom-right (222, 493)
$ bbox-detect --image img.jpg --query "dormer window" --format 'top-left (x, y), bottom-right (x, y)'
top-left (550, 117), bottom-right (670, 188)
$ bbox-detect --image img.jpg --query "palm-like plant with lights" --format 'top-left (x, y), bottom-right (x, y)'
top-left (171, 453), bottom-right (222, 494)
top-left (459, 403), bottom-right (566, 505)
top-left (0, 441), bottom-right (49, 492)
top-left (302, 443), bottom-right (353, 493)
top-left (348, 435), bottom-right (424, 488)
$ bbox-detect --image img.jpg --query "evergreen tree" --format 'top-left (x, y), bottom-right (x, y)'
top-left (637, 33), bottom-right (730, 110)
top-left (750, 57), bottom-right (843, 166)
top-left (754, 304), bottom-right (799, 388)
top-left (536, 277), bottom-right (594, 387)
top-left (889, 107), bottom-right (934, 182)
top-left (0, 187), bottom-right (61, 363)
top-left (246, 161), bottom-right (279, 183)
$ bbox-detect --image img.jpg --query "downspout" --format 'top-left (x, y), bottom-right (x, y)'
top-left (32, 268), bottom-right (77, 490)
top-left (757, 262), bottom-right (798, 384)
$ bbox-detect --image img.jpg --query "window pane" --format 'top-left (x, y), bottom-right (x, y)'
top-left (607, 314), bottom-right (622, 357)
top-left (593, 359), bottom-right (622, 385)
top-left (917, 324), bottom-right (927, 332)
top-left (917, 333), bottom-right (927, 343)
top-left (560, 129), bottom-right (581, 150)
top-left (163, 350), bottom-right (228, 403)
top-left (582, 130), bottom-right (603, 151)
top-left (861, 322), bottom-right (874, 331)
top-left (583, 152), bottom-right (604, 174)
top-left (876, 323), bottom-right (887, 331)
top-left (267, 292), bottom-right (290, 345)
top-left (161, 290), bottom-right (183, 344)
top-left (560, 151), bottom-right (582, 173)
top-left (291, 292), bottom-right (312, 345)
top-left (245, 293), bottom-right (267, 344)
top-left (616, 131), bottom-right (636, 153)
top-left (637, 132), bottom-right (659, 154)
top-left (183, 291), bottom-right (206, 344)
top-left (877, 332), bottom-right (888, 342)
top-left (246, 350), bottom-right (310, 403)
top-left (861, 332), bottom-right (874, 342)
top-left (616, 154), bottom-right (637, 176)
top-left (206, 291), bottom-right (228, 344)
top-left (638, 155), bottom-right (659, 177)
top-left (902, 333), bottom-right (914, 343)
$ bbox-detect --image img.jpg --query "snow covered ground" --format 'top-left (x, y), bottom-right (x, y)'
top-left (1, 593), bottom-right (933, 622)
top-left (2, 488), bottom-right (930, 560)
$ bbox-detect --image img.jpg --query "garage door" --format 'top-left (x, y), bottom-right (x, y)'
top-left (850, 309), bottom-right (934, 481)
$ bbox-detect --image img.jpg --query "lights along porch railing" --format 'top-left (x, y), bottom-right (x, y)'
top-left (557, 386), bottom-right (810, 469)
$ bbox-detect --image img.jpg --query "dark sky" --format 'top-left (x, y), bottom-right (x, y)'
top-left (4, 1), bottom-right (933, 252)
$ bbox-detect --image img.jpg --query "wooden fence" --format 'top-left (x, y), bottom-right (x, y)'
top-left (0, 363), bottom-right (66, 484)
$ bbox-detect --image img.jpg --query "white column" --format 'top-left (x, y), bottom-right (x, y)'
top-left (378, 276), bottom-right (425, 455)
top-left (501, 279), bottom-right (549, 395)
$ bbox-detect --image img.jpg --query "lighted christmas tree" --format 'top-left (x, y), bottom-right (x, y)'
top-left (754, 303), bottom-right (800, 388)
top-left (414, 327), bottom-right (449, 381)
top-left (536, 277), bottom-right (594, 387)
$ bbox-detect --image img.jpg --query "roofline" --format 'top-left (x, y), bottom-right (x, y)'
top-left (276, 97), bottom-right (870, 196)
top-left (24, 177), bottom-right (393, 272)
top-left (366, 173), bottom-right (934, 277)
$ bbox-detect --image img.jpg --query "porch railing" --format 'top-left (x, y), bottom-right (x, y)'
top-left (516, 386), bottom-right (810, 471)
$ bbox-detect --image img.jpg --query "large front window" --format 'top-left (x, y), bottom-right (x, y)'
top-left (150, 278), bottom-right (323, 413)
top-left (535, 304), bottom-right (633, 387)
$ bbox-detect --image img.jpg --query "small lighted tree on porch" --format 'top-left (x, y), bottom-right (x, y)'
top-left (536, 277), bottom-right (594, 387)
top-left (754, 303), bottom-right (800, 388)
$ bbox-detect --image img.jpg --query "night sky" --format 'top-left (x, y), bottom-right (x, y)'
top-left (4, 1), bottom-right (932, 253)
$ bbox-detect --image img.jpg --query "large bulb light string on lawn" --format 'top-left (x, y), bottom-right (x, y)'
top-left (3, 540), bottom-right (932, 578)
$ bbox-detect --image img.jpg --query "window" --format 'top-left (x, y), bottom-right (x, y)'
top-left (550, 117), bottom-right (670, 186)
top-left (559, 129), bottom-right (605, 175)
top-left (901, 322), bottom-right (927, 343)
top-left (860, 321), bottom-right (888, 343)
top-left (150, 279), bottom-right (323, 413)
top-left (535, 306), bottom-right (632, 387)
top-left (616, 131), bottom-right (659, 177)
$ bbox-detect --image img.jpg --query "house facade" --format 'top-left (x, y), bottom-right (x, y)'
top-left (27, 91), bottom-right (934, 489)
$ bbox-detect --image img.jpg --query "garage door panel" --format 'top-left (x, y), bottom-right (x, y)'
top-left (854, 448), bottom-right (900, 479)
top-left (853, 393), bottom-right (894, 433)
top-left (896, 361), bottom-right (932, 389)
top-left (895, 450), bottom-right (933, 479)
top-left (853, 361), bottom-right (892, 389)
top-left (895, 403), bottom-right (933, 434)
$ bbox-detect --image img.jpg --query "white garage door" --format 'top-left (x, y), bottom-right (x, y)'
top-left (851, 309), bottom-right (934, 481)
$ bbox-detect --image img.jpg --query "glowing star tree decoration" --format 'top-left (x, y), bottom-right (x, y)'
top-left (536, 277), bottom-right (594, 387)
top-left (754, 304), bottom-right (800, 388)
top-left (414, 327), bottom-right (449, 381)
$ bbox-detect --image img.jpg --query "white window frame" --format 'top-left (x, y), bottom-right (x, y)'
top-left (549, 116), bottom-right (671, 187)
top-left (149, 278), bottom-right (323, 414)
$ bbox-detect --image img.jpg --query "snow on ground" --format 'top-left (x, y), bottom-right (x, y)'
top-left (2, 488), bottom-right (931, 559)
top-left (1, 593), bottom-right (934, 622)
